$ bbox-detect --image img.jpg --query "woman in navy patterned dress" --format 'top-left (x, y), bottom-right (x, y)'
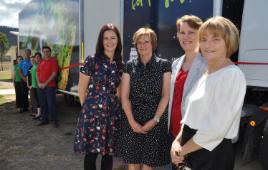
top-left (74, 23), bottom-right (123, 170)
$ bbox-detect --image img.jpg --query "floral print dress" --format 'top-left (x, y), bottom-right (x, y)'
top-left (74, 55), bottom-right (122, 155)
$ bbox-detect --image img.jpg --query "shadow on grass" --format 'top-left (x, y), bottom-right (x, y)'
top-left (0, 79), bottom-right (12, 82)
top-left (0, 95), bottom-right (15, 105)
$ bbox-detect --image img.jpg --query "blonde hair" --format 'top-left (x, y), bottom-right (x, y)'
top-left (176, 15), bottom-right (203, 31)
top-left (199, 16), bottom-right (239, 58)
top-left (132, 27), bottom-right (157, 51)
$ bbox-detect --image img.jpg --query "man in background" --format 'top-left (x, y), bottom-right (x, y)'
top-left (37, 46), bottom-right (59, 127)
top-left (19, 49), bottom-right (32, 113)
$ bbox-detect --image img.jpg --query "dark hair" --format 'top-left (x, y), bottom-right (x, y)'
top-left (95, 23), bottom-right (122, 69)
top-left (42, 46), bottom-right (51, 52)
top-left (17, 56), bottom-right (23, 60)
top-left (34, 52), bottom-right (42, 58)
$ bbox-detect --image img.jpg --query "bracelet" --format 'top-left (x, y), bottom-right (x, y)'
top-left (153, 116), bottom-right (160, 123)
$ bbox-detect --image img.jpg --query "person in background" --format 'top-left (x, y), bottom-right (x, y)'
top-left (32, 52), bottom-right (42, 120)
top-left (19, 49), bottom-right (32, 113)
top-left (116, 27), bottom-right (171, 170)
top-left (168, 15), bottom-right (206, 169)
top-left (171, 16), bottom-right (247, 170)
top-left (36, 46), bottom-right (59, 127)
top-left (74, 23), bottom-right (123, 170)
top-left (13, 56), bottom-right (23, 112)
top-left (27, 52), bottom-right (42, 118)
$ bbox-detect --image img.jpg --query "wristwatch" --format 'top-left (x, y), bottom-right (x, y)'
top-left (153, 116), bottom-right (160, 123)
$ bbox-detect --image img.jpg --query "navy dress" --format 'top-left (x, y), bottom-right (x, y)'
top-left (115, 55), bottom-right (172, 167)
top-left (74, 55), bottom-right (122, 155)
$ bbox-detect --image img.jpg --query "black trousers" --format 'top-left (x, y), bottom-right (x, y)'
top-left (30, 87), bottom-right (40, 112)
top-left (84, 153), bottom-right (113, 170)
top-left (20, 81), bottom-right (29, 110)
top-left (181, 125), bottom-right (235, 170)
top-left (14, 81), bottom-right (22, 108)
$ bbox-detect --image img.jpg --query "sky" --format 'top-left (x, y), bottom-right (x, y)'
top-left (0, 0), bottom-right (31, 28)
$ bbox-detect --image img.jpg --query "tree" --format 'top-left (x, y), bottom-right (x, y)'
top-left (0, 32), bottom-right (10, 71)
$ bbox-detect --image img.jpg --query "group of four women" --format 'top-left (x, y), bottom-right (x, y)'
top-left (74, 15), bottom-right (246, 170)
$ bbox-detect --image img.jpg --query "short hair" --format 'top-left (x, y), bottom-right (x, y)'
top-left (199, 16), bottom-right (239, 58)
top-left (176, 15), bottom-right (203, 31)
top-left (42, 46), bottom-right (51, 52)
top-left (34, 52), bottom-right (42, 58)
top-left (132, 27), bottom-right (157, 51)
top-left (25, 48), bottom-right (31, 55)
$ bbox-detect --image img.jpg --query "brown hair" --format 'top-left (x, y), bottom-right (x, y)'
top-left (199, 16), bottom-right (239, 58)
top-left (176, 15), bottom-right (203, 31)
top-left (132, 27), bottom-right (157, 51)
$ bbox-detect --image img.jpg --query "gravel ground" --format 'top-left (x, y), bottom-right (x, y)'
top-left (0, 94), bottom-right (85, 170)
top-left (0, 93), bottom-right (170, 170)
top-left (0, 82), bottom-right (263, 170)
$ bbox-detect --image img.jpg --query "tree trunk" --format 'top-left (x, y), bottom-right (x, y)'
top-left (0, 55), bottom-right (3, 71)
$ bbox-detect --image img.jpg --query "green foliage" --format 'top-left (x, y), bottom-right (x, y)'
top-left (0, 32), bottom-right (10, 71)
top-left (0, 95), bottom-right (4, 105)
top-left (0, 32), bottom-right (9, 56)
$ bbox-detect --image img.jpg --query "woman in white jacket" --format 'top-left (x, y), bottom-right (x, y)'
top-left (171, 16), bottom-right (246, 170)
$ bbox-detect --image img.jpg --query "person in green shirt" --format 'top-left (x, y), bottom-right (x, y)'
top-left (27, 52), bottom-right (42, 118)
top-left (13, 56), bottom-right (23, 112)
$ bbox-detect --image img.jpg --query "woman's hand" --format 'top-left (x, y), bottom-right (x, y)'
top-left (141, 119), bottom-right (157, 133)
top-left (129, 120), bottom-right (146, 134)
top-left (170, 140), bottom-right (184, 166)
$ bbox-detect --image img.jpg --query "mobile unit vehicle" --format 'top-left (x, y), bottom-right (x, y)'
top-left (19, 0), bottom-right (268, 168)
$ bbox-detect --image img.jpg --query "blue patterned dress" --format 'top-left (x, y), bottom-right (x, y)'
top-left (74, 55), bottom-right (122, 155)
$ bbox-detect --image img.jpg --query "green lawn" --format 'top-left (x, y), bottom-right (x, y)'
top-left (0, 95), bottom-right (5, 105)
top-left (0, 71), bottom-right (12, 81)
top-left (0, 83), bottom-right (13, 89)
top-left (0, 95), bottom-right (14, 105)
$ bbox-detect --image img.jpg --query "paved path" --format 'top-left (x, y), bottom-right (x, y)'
top-left (0, 89), bottom-right (15, 95)
top-left (0, 81), bottom-right (15, 95)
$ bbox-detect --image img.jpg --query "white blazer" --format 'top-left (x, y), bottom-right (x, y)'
top-left (167, 53), bottom-right (207, 131)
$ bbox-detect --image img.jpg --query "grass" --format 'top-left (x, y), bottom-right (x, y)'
top-left (0, 70), bottom-right (12, 81)
top-left (0, 95), bottom-right (14, 105)
top-left (0, 95), bottom-right (6, 105)
top-left (0, 83), bottom-right (13, 89)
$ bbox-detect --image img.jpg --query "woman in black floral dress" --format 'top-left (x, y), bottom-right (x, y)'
top-left (115, 27), bottom-right (172, 170)
top-left (74, 23), bottom-right (123, 170)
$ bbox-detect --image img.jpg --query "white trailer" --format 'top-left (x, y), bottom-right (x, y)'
top-left (19, 1), bottom-right (268, 168)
